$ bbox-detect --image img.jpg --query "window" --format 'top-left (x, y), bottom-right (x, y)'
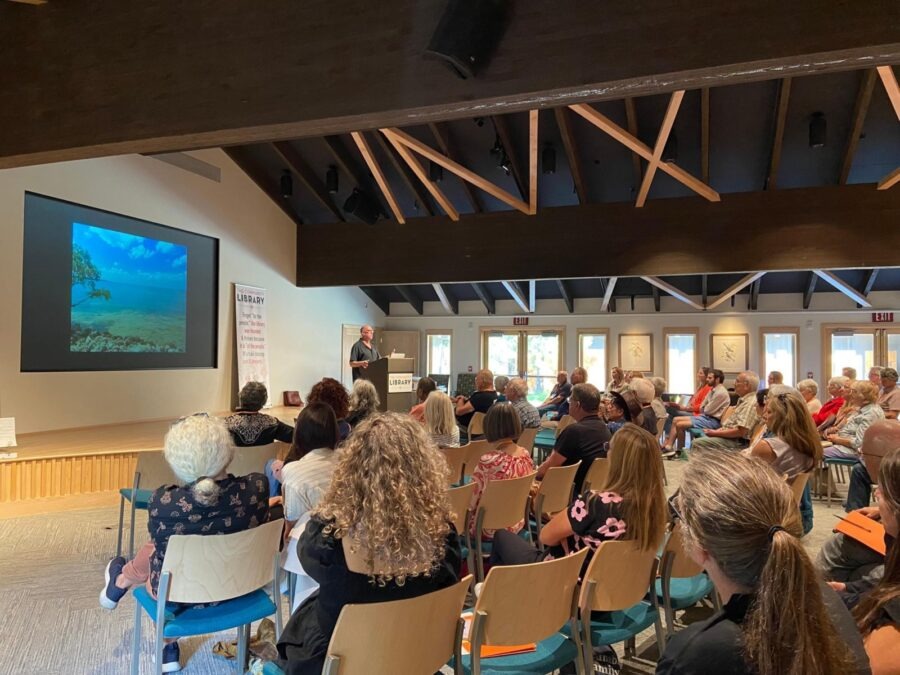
top-left (760, 328), bottom-right (798, 386)
top-left (664, 329), bottom-right (698, 394)
top-left (578, 330), bottom-right (608, 391)
top-left (482, 328), bottom-right (564, 405)
top-left (425, 331), bottom-right (451, 376)
top-left (822, 325), bottom-right (895, 379)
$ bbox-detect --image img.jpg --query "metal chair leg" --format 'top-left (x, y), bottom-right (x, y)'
top-left (117, 494), bottom-right (126, 558)
top-left (131, 597), bottom-right (142, 675)
top-left (128, 498), bottom-right (138, 558)
top-left (236, 624), bottom-right (249, 673)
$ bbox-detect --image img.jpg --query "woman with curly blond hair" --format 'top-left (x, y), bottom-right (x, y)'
top-left (275, 412), bottom-right (462, 675)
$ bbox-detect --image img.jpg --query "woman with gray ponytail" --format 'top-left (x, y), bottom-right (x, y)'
top-left (657, 450), bottom-right (869, 675)
top-left (99, 414), bottom-right (270, 673)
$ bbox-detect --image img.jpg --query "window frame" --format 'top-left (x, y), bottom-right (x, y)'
top-left (758, 326), bottom-right (800, 386)
top-left (577, 328), bottom-right (610, 392)
top-left (663, 327), bottom-right (700, 395)
top-left (424, 329), bottom-right (453, 376)
top-left (479, 326), bottom-right (566, 389)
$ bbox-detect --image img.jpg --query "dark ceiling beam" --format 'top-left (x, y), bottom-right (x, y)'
top-left (501, 280), bottom-right (531, 313)
top-left (359, 286), bottom-right (391, 315)
top-left (491, 114), bottom-right (528, 201)
top-left (298, 185), bottom-right (900, 286)
top-left (372, 132), bottom-right (436, 216)
top-left (701, 274), bottom-right (709, 306)
top-left (472, 283), bottom-right (495, 315)
top-left (432, 283), bottom-right (458, 315)
top-left (840, 69), bottom-right (878, 184)
top-left (323, 135), bottom-right (391, 217)
top-left (223, 146), bottom-right (302, 226)
top-left (556, 279), bottom-right (574, 313)
top-left (813, 269), bottom-right (872, 307)
top-left (624, 98), bottom-right (643, 191)
top-left (428, 122), bottom-right (482, 212)
top-left (701, 88), bottom-right (711, 185)
top-left (858, 268), bottom-right (880, 307)
top-left (5, 1), bottom-right (898, 168)
top-left (395, 286), bottom-right (424, 315)
top-left (554, 108), bottom-right (587, 205)
top-left (803, 272), bottom-right (818, 309)
top-left (600, 277), bottom-right (618, 313)
top-left (652, 286), bottom-right (661, 312)
top-left (272, 141), bottom-right (345, 222)
top-left (764, 78), bottom-right (792, 190)
top-left (748, 278), bottom-right (761, 310)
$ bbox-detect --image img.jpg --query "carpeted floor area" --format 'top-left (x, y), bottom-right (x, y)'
top-left (0, 459), bottom-right (849, 675)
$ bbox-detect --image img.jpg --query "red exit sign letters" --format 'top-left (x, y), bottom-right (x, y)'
top-left (872, 312), bottom-right (894, 323)
top-left (513, 316), bottom-right (529, 326)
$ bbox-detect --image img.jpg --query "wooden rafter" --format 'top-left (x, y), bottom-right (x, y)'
top-left (641, 276), bottom-right (704, 310)
top-left (813, 269), bottom-right (871, 307)
top-left (428, 122), bottom-right (482, 212)
top-left (878, 66), bottom-right (900, 120)
top-left (878, 166), bottom-right (900, 191)
top-left (492, 114), bottom-right (528, 201)
top-left (381, 127), bottom-right (531, 214)
top-left (701, 274), bottom-right (709, 306)
top-left (472, 283), bottom-right (495, 314)
top-left (652, 286), bottom-right (661, 312)
top-left (382, 133), bottom-right (459, 220)
top-left (502, 281), bottom-right (531, 313)
top-left (636, 91), bottom-right (685, 207)
top-left (765, 78), bottom-right (792, 190)
top-left (359, 286), bottom-right (391, 315)
top-left (569, 103), bottom-right (720, 204)
top-left (556, 279), bottom-right (574, 313)
top-left (323, 135), bottom-right (389, 215)
top-left (859, 268), bottom-right (880, 307)
top-left (803, 272), bottom-right (818, 310)
top-left (748, 278), bottom-right (761, 310)
top-left (554, 108), bottom-right (587, 204)
top-left (624, 98), bottom-right (643, 190)
top-left (600, 277), bottom-right (618, 313)
top-left (529, 110), bottom-right (538, 215)
top-left (395, 286), bottom-right (423, 315)
top-left (223, 146), bottom-right (302, 226)
top-left (701, 88), bottom-right (710, 185)
top-left (371, 131), bottom-right (435, 216)
top-left (272, 141), bottom-right (344, 222)
top-left (350, 131), bottom-right (405, 224)
top-left (706, 272), bottom-right (765, 310)
top-left (432, 283), bottom-right (458, 315)
top-left (840, 69), bottom-right (877, 184)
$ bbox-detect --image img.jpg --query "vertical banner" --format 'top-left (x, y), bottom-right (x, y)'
top-left (234, 284), bottom-right (270, 402)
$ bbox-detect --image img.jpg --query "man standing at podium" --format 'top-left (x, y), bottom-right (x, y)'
top-left (349, 324), bottom-right (381, 381)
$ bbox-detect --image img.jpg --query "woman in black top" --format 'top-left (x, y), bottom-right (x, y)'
top-left (658, 450), bottom-right (868, 675)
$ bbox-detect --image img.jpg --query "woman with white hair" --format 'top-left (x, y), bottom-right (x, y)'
top-left (345, 378), bottom-right (380, 428)
top-left (797, 378), bottom-right (823, 414)
top-left (99, 414), bottom-right (269, 673)
top-left (814, 375), bottom-right (849, 427)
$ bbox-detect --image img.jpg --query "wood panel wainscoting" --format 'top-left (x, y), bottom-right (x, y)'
top-left (0, 452), bottom-right (139, 503)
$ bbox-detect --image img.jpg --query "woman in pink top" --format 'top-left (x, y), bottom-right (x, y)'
top-left (408, 377), bottom-right (437, 423)
top-left (469, 403), bottom-right (535, 539)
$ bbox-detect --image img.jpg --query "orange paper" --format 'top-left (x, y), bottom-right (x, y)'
top-left (834, 511), bottom-right (887, 556)
top-left (461, 612), bottom-right (537, 658)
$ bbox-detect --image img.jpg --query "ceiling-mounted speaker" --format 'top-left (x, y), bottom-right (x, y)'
top-left (424, 0), bottom-right (512, 79)
top-left (343, 189), bottom-right (381, 225)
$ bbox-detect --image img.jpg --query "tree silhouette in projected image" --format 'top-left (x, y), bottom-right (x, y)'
top-left (71, 244), bottom-right (111, 307)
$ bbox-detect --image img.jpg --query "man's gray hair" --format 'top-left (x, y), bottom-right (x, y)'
top-left (649, 376), bottom-right (667, 398)
top-left (506, 377), bottom-right (528, 398)
top-left (796, 379), bottom-right (818, 395)
top-left (740, 371), bottom-right (760, 392)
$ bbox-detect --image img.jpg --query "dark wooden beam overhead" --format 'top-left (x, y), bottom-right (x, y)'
top-left (764, 78), bottom-right (792, 190)
top-left (272, 141), bottom-right (345, 222)
top-left (858, 268), bottom-right (880, 307)
top-left (323, 135), bottom-right (390, 216)
top-left (652, 286), bottom-right (661, 312)
top-left (428, 122), bottom-right (482, 212)
top-left (372, 132), bottom-right (436, 216)
top-left (701, 274), bottom-right (709, 306)
top-left (223, 146), bottom-right (302, 226)
top-left (554, 108), bottom-right (587, 204)
top-left (624, 98), bottom-right (643, 190)
top-left (471, 283), bottom-right (495, 315)
top-left (491, 115), bottom-right (528, 202)
top-left (803, 272), bottom-right (818, 309)
top-left (359, 286), bottom-right (391, 315)
top-left (840, 69), bottom-right (878, 184)
top-left (297, 185), bottom-right (900, 286)
top-left (432, 283), bottom-right (459, 315)
top-left (748, 278), bottom-right (761, 310)
top-left (395, 286), bottom-right (424, 315)
top-left (3, 1), bottom-right (898, 168)
top-left (556, 279), bottom-right (574, 313)
top-left (701, 88), bottom-right (711, 185)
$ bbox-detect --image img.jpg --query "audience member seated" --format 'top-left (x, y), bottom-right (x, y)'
top-left (658, 450), bottom-right (868, 675)
top-left (344, 378), bottom-right (379, 428)
top-left (797, 378), bottom-right (823, 414)
top-left (869, 366), bottom-right (886, 385)
top-left (649, 376), bottom-right (669, 426)
top-left (815, 376), bottom-right (850, 427)
top-left (824, 379), bottom-right (863, 436)
top-left (307, 378), bottom-right (351, 441)
top-left (408, 376), bottom-right (436, 424)
top-left (845, 367), bottom-right (859, 380)
top-left (453, 368), bottom-right (498, 432)
top-left (689, 371), bottom-right (760, 452)
top-left (878, 368), bottom-right (900, 420)
top-left (225, 381), bottom-right (294, 446)
top-left (554, 366), bottom-right (588, 419)
top-left (767, 370), bottom-right (784, 386)
top-left (845, 420), bottom-right (900, 512)
top-left (537, 370), bottom-right (572, 417)
top-left (607, 366), bottom-right (627, 395)
top-left (851, 447), bottom-right (900, 674)
top-left (824, 380), bottom-right (885, 458)
top-left (662, 368), bottom-right (729, 454)
top-left (490, 423), bottom-right (666, 571)
top-left (494, 375), bottom-right (510, 402)
top-left (425, 391), bottom-right (460, 448)
top-left (604, 391), bottom-right (632, 435)
top-left (505, 377), bottom-right (541, 429)
top-left (748, 387), bottom-right (819, 480)
top-left (279, 402), bottom-right (340, 539)
top-left (469, 403), bottom-right (535, 540)
top-left (664, 367), bottom-right (712, 434)
top-left (629, 377), bottom-right (660, 435)
top-left (536, 383), bottom-right (611, 491)
top-left (100, 415), bottom-right (269, 673)
top-left (275, 413), bottom-right (462, 675)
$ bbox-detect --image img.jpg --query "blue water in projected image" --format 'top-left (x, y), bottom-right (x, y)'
top-left (70, 223), bottom-right (187, 352)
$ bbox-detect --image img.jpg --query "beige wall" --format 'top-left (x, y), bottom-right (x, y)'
top-left (0, 150), bottom-right (383, 433)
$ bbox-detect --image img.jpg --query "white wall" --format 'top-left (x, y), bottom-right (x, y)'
top-left (385, 293), bottom-right (900, 390)
top-left (0, 150), bottom-right (383, 433)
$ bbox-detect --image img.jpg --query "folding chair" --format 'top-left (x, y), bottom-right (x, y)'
top-left (468, 412), bottom-right (486, 439)
top-left (655, 522), bottom-right (719, 637)
top-left (117, 451), bottom-right (177, 558)
top-left (531, 462), bottom-right (580, 550)
top-left (460, 439), bottom-right (493, 484)
top-left (517, 426), bottom-right (540, 458)
top-left (471, 471), bottom-right (538, 582)
top-left (580, 458), bottom-right (609, 494)
top-left (443, 445), bottom-right (468, 485)
top-left (229, 443), bottom-right (281, 476)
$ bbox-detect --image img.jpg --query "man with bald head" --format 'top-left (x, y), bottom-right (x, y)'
top-left (349, 324), bottom-right (380, 381)
top-left (844, 418), bottom-right (900, 511)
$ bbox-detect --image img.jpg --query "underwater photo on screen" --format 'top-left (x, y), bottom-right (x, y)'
top-left (70, 223), bottom-right (188, 352)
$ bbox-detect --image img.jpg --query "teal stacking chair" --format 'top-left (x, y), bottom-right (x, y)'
top-left (655, 522), bottom-right (719, 637)
top-left (117, 451), bottom-right (176, 558)
top-left (453, 547), bottom-right (589, 675)
top-left (823, 455), bottom-right (859, 507)
top-left (130, 519), bottom-right (284, 675)
top-left (471, 471), bottom-right (538, 582)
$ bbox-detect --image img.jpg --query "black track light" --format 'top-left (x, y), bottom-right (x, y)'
top-left (429, 160), bottom-right (444, 182)
top-left (662, 133), bottom-right (678, 163)
top-left (541, 143), bottom-right (556, 175)
top-left (474, 117), bottom-right (485, 127)
top-left (498, 152), bottom-right (511, 176)
top-left (809, 112), bottom-right (827, 148)
top-left (326, 166), bottom-right (339, 194)
top-left (343, 189), bottom-right (381, 225)
top-left (490, 134), bottom-right (503, 156)
top-left (280, 170), bottom-right (293, 198)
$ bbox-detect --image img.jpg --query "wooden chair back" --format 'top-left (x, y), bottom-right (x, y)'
top-left (655, 416), bottom-right (666, 437)
top-left (447, 482), bottom-right (477, 534)
top-left (720, 406), bottom-right (735, 424)
top-left (517, 426), bottom-right (539, 454)
top-left (161, 519), bottom-right (283, 604)
top-left (788, 471), bottom-right (812, 506)
top-left (533, 462), bottom-right (581, 517)
top-left (229, 442), bottom-right (281, 476)
top-left (441, 445), bottom-right (467, 484)
top-left (468, 412), bottom-right (486, 437)
top-left (132, 450), bottom-right (178, 490)
top-left (580, 540), bottom-right (658, 612)
top-left (555, 415), bottom-right (576, 438)
top-left (474, 548), bottom-right (588, 645)
top-left (461, 439), bottom-right (493, 480)
top-left (662, 522), bottom-right (703, 578)
top-left (748, 423), bottom-right (767, 448)
top-left (477, 471), bottom-right (537, 530)
top-left (581, 457), bottom-right (609, 493)
top-left (323, 575), bottom-right (472, 675)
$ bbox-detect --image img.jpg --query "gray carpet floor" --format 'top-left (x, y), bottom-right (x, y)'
top-left (0, 460), bottom-right (845, 675)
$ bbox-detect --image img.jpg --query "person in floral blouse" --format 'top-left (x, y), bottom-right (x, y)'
top-left (489, 423), bottom-right (667, 571)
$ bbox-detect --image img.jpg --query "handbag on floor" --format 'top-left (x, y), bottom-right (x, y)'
top-left (560, 644), bottom-right (621, 674)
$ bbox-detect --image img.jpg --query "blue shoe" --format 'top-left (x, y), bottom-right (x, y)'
top-left (99, 556), bottom-right (127, 609)
top-left (161, 642), bottom-right (181, 673)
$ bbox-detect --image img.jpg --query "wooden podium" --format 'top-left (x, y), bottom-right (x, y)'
top-left (362, 357), bottom-right (416, 413)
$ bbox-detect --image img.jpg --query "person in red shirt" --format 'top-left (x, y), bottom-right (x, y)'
top-left (814, 376), bottom-right (850, 427)
top-left (663, 367), bottom-right (712, 434)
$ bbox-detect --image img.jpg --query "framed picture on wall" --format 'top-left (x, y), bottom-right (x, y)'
top-left (618, 333), bottom-right (653, 373)
top-left (711, 333), bottom-right (749, 372)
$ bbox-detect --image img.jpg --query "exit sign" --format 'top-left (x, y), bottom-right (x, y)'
top-left (513, 316), bottom-right (529, 326)
top-left (872, 312), bottom-right (894, 323)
